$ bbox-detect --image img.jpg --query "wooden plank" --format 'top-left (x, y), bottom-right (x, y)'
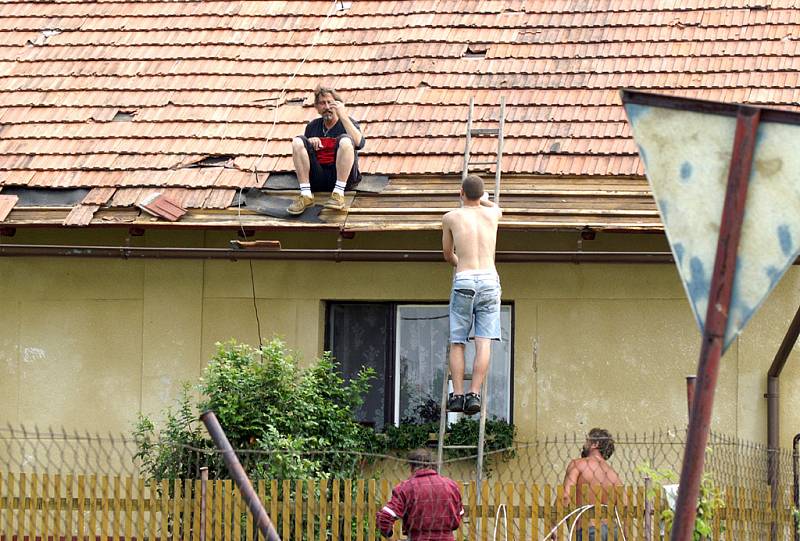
top-left (161, 479), bottom-right (170, 541)
top-left (18, 473), bottom-right (27, 537)
top-left (204, 479), bottom-right (213, 541)
top-left (555, 484), bottom-right (564, 541)
top-left (480, 481), bottom-right (489, 541)
top-left (319, 479), bottom-right (329, 541)
top-left (269, 479), bottom-right (278, 541)
top-left (149, 479), bottom-right (158, 541)
top-left (53, 474), bottom-right (62, 540)
top-left (64, 474), bottom-right (74, 539)
top-left (214, 480), bottom-right (224, 541)
top-left (182, 479), bottom-right (192, 541)
top-left (308, 479), bottom-right (317, 541)
top-left (224, 479), bottom-right (233, 541)
top-left (344, 479), bottom-right (353, 541)
top-left (173, 479), bottom-right (182, 541)
top-left (192, 480), bottom-right (202, 541)
top-left (467, 481), bottom-right (477, 541)
top-left (101, 475), bottom-right (110, 539)
top-left (367, 479), bottom-right (376, 541)
top-left (516, 483), bottom-right (526, 541)
top-left (282, 479), bottom-right (291, 541)
top-left (42, 473), bottom-right (51, 541)
top-left (504, 482), bottom-right (515, 541)
top-left (529, 483), bottom-right (539, 541)
top-left (89, 475), bottom-right (98, 541)
top-left (355, 479), bottom-right (365, 541)
top-left (28, 473), bottom-right (37, 541)
top-left (125, 477), bottom-right (133, 541)
top-left (626, 485), bottom-right (634, 540)
top-left (4, 472), bottom-right (13, 537)
top-left (137, 478), bottom-right (145, 540)
top-left (233, 485), bottom-right (242, 541)
top-left (332, 479), bottom-right (341, 541)
top-left (112, 476), bottom-right (122, 541)
top-left (542, 483), bottom-right (551, 540)
top-left (295, 479), bottom-right (303, 541)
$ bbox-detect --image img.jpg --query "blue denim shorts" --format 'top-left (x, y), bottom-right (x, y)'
top-left (449, 270), bottom-right (501, 344)
top-left (577, 525), bottom-right (617, 541)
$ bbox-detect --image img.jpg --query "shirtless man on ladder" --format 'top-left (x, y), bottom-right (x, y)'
top-left (441, 174), bottom-right (502, 415)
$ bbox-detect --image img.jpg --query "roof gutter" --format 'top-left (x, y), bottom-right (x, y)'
top-left (0, 243), bottom-right (676, 263)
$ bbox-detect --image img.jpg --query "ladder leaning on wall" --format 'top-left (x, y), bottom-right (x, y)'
top-left (436, 96), bottom-right (505, 485)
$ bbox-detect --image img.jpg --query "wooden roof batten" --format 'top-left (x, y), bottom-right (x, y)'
top-left (0, 0), bottom-right (794, 233)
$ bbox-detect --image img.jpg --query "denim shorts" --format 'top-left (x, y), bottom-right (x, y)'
top-left (577, 525), bottom-right (617, 541)
top-left (449, 270), bottom-right (501, 344)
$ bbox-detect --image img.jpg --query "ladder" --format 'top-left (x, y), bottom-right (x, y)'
top-left (461, 96), bottom-right (506, 204)
top-left (436, 97), bottom-right (506, 484)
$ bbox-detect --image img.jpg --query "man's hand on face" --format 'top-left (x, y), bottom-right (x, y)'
top-left (329, 100), bottom-right (346, 118)
top-left (308, 137), bottom-right (322, 151)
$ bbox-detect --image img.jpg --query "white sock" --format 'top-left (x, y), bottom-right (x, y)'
top-left (299, 183), bottom-right (312, 198)
top-left (333, 181), bottom-right (346, 196)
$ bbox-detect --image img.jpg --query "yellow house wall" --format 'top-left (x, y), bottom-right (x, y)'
top-left (1, 229), bottom-right (799, 449)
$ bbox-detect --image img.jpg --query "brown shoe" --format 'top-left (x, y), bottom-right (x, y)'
top-left (323, 192), bottom-right (346, 211)
top-left (287, 195), bottom-right (314, 215)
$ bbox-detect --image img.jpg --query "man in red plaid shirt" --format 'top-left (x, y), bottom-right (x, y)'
top-left (376, 448), bottom-right (464, 541)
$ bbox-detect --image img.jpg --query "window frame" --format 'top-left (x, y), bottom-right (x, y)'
top-left (324, 300), bottom-right (515, 427)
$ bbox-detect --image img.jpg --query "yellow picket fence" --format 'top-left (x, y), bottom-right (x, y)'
top-left (0, 472), bottom-right (795, 540)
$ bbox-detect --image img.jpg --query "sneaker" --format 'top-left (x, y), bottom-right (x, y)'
top-left (287, 195), bottom-right (314, 215)
top-left (447, 393), bottom-right (464, 413)
top-left (463, 392), bottom-right (481, 415)
top-left (323, 192), bottom-right (346, 211)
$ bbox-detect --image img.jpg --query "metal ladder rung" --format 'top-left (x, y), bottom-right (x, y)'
top-left (442, 445), bottom-right (478, 450)
top-left (469, 128), bottom-right (500, 136)
top-left (468, 161), bottom-right (497, 166)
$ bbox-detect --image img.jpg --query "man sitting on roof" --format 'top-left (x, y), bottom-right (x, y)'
top-left (287, 85), bottom-right (365, 214)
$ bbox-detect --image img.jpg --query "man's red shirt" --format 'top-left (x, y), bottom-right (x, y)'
top-left (376, 469), bottom-right (463, 541)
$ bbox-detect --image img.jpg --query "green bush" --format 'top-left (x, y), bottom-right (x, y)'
top-left (382, 417), bottom-right (516, 473)
top-left (134, 339), bottom-right (385, 481)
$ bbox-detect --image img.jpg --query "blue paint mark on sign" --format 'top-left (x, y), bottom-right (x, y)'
top-left (765, 265), bottom-right (782, 287)
top-left (674, 242), bottom-right (685, 265)
top-left (679, 161), bottom-right (693, 182)
top-left (778, 224), bottom-right (793, 257)
top-left (688, 256), bottom-right (709, 302)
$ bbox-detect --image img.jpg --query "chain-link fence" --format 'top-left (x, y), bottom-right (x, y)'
top-left (0, 424), bottom-right (797, 540)
top-left (0, 424), bottom-right (795, 488)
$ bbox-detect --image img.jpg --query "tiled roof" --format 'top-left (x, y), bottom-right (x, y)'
top-left (0, 0), bottom-right (797, 231)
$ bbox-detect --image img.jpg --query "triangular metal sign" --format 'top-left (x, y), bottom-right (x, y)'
top-left (622, 91), bottom-right (800, 352)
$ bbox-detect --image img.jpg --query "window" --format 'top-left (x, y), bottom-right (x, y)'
top-left (326, 302), bottom-right (513, 430)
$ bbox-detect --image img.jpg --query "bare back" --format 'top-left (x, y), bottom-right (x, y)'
top-left (442, 205), bottom-right (500, 273)
top-left (564, 457), bottom-right (624, 507)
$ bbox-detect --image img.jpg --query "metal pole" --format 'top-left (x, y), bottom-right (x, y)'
top-left (685, 375), bottom-right (696, 419)
top-left (201, 411), bottom-right (281, 541)
top-left (200, 467), bottom-right (208, 541)
top-left (494, 96), bottom-right (505, 205)
top-left (670, 106), bottom-right (761, 541)
top-left (462, 97), bottom-right (474, 182)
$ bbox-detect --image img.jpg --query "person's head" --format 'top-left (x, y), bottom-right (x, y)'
top-left (407, 448), bottom-right (434, 472)
top-left (581, 428), bottom-right (615, 460)
top-left (314, 85), bottom-right (342, 121)
top-left (461, 174), bottom-right (484, 201)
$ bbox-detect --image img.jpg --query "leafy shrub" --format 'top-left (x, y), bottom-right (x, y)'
top-left (639, 461), bottom-right (725, 540)
top-left (134, 339), bottom-right (385, 481)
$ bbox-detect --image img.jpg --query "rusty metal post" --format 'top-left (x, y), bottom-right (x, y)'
top-left (201, 411), bottom-right (281, 541)
top-left (685, 375), bottom-right (696, 419)
top-left (199, 466), bottom-right (208, 541)
top-left (670, 105), bottom-right (761, 541)
top-left (644, 475), bottom-right (653, 541)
